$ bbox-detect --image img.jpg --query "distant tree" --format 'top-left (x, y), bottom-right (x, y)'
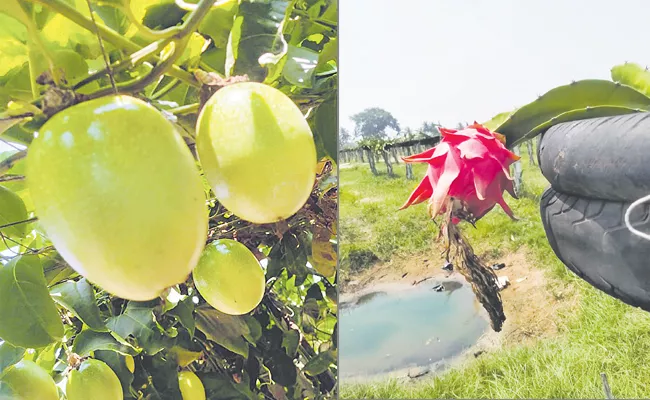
top-left (339, 127), bottom-right (355, 149)
top-left (456, 122), bottom-right (468, 130)
top-left (419, 121), bottom-right (440, 137)
top-left (350, 107), bottom-right (400, 140)
top-left (402, 127), bottom-right (414, 140)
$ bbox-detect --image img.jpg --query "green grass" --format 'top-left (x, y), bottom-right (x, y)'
top-left (339, 146), bottom-right (650, 399)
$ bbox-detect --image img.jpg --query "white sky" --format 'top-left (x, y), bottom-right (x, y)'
top-left (340, 0), bottom-right (650, 133)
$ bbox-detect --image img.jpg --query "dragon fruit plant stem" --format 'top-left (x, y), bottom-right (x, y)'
top-left (400, 123), bottom-right (520, 332)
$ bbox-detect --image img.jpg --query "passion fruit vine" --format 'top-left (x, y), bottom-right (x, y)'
top-left (26, 95), bottom-right (208, 301)
top-left (196, 82), bottom-right (317, 224)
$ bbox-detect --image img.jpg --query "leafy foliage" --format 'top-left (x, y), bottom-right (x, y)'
top-left (486, 63), bottom-right (650, 148)
top-left (349, 107), bottom-right (400, 140)
top-left (0, 0), bottom-right (337, 399)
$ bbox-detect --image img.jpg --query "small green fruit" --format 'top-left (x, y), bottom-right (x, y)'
top-left (0, 360), bottom-right (59, 400)
top-left (196, 82), bottom-right (317, 224)
top-left (193, 239), bottom-right (265, 315)
top-left (178, 370), bottom-right (205, 400)
top-left (67, 359), bottom-right (123, 400)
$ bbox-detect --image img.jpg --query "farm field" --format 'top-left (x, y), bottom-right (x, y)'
top-left (339, 147), bottom-right (650, 399)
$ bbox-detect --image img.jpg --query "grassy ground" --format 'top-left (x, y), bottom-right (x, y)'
top-left (339, 147), bottom-right (650, 399)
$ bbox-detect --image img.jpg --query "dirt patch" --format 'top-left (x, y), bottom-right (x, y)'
top-left (341, 245), bottom-right (579, 348)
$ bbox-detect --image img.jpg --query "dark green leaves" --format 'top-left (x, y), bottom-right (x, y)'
top-left (283, 45), bottom-right (319, 88)
top-left (227, 0), bottom-right (291, 81)
top-left (50, 278), bottom-right (106, 331)
top-left (302, 349), bottom-right (336, 376)
top-left (72, 329), bottom-right (137, 357)
top-left (106, 301), bottom-right (169, 355)
top-left (195, 306), bottom-right (258, 358)
top-left (167, 296), bottom-right (196, 337)
top-left (0, 255), bottom-right (64, 348)
top-left (312, 96), bottom-right (338, 162)
top-left (0, 342), bottom-right (24, 373)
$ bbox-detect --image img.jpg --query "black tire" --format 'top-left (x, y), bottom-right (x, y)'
top-left (538, 112), bottom-right (650, 202)
top-left (540, 186), bottom-right (650, 311)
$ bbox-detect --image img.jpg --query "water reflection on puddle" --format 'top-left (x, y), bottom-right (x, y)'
top-left (339, 280), bottom-right (488, 379)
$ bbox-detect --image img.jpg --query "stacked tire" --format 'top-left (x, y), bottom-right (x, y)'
top-left (538, 112), bottom-right (650, 311)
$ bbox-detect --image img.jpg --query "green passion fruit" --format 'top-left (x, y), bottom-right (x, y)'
top-left (66, 359), bottom-right (123, 400)
top-left (196, 82), bottom-right (317, 224)
top-left (26, 95), bottom-right (208, 301)
top-left (193, 239), bottom-right (265, 315)
top-left (0, 360), bottom-right (59, 400)
top-left (178, 370), bottom-right (206, 400)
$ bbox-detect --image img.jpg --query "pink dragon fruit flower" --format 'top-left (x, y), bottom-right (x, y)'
top-left (400, 122), bottom-right (520, 224)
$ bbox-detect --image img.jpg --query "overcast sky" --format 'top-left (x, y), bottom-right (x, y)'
top-left (340, 0), bottom-right (650, 133)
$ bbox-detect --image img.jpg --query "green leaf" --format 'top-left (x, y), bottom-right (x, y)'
top-left (611, 62), bottom-right (650, 97)
top-left (195, 306), bottom-right (251, 358)
top-left (266, 349), bottom-right (297, 386)
top-left (0, 255), bottom-right (64, 348)
top-left (200, 373), bottom-right (256, 400)
top-left (305, 283), bottom-right (323, 301)
top-left (33, 342), bottom-right (58, 372)
top-left (0, 184), bottom-right (28, 239)
top-left (0, 342), bottom-right (24, 374)
top-left (493, 79), bottom-right (650, 147)
top-left (72, 329), bottom-right (138, 356)
top-left (281, 330), bottom-right (299, 358)
top-left (94, 4), bottom-right (131, 35)
top-left (32, 49), bottom-right (90, 86)
top-left (106, 301), bottom-right (169, 355)
top-left (94, 350), bottom-right (135, 398)
top-left (227, 0), bottom-right (291, 81)
top-left (312, 96), bottom-right (337, 162)
top-left (302, 349), bottom-right (335, 376)
top-left (198, 0), bottom-right (239, 48)
top-left (167, 296), bottom-right (195, 337)
top-left (482, 109), bottom-right (516, 131)
top-left (139, 352), bottom-right (183, 399)
top-left (244, 315), bottom-right (262, 343)
top-left (49, 278), bottom-right (107, 332)
top-left (42, 254), bottom-right (77, 287)
top-left (282, 45), bottom-right (319, 88)
top-left (316, 37), bottom-right (337, 69)
top-left (0, 0), bottom-right (30, 27)
top-left (141, 2), bottom-right (186, 30)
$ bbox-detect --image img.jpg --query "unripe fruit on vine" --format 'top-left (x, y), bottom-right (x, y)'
top-left (196, 82), bottom-right (317, 224)
top-left (0, 360), bottom-right (59, 400)
top-left (178, 370), bottom-right (206, 400)
top-left (26, 95), bottom-right (208, 301)
top-left (193, 239), bottom-right (265, 315)
top-left (66, 359), bottom-right (123, 400)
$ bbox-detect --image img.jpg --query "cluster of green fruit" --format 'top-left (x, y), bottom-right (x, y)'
top-left (0, 82), bottom-right (318, 399)
top-left (1, 357), bottom-right (204, 400)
